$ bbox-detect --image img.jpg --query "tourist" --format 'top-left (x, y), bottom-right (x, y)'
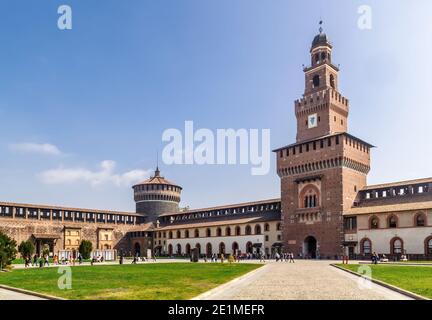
top-left (220, 253), bottom-right (225, 263)
top-left (78, 253), bottom-right (83, 265)
top-left (44, 254), bottom-right (49, 267)
top-left (32, 254), bottom-right (38, 267)
top-left (53, 254), bottom-right (58, 265)
top-left (260, 253), bottom-right (266, 263)
top-left (39, 256), bottom-right (43, 268)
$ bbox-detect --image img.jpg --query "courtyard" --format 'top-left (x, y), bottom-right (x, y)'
top-left (1, 259), bottom-right (429, 300)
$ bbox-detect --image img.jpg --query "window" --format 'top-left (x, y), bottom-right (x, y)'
top-left (194, 229), bottom-right (200, 238)
top-left (276, 223), bottom-right (282, 231)
top-left (321, 52), bottom-right (326, 60)
top-left (330, 74), bottom-right (335, 88)
top-left (255, 225), bottom-right (262, 235)
top-left (176, 230), bottom-right (181, 238)
top-left (392, 238), bottom-right (403, 254)
top-left (225, 227), bottom-right (231, 236)
top-left (169, 231), bottom-right (173, 239)
top-left (245, 225), bottom-right (252, 235)
top-left (388, 215), bottom-right (398, 228)
top-left (265, 235), bottom-right (269, 241)
top-left (370, 217), bottom-right (379, 229)
top-left (362, 239), bottom-right (371, 255)
top-left (217, 228), bottom-right (222, 237)
top-left (416, 213), bottom-right (426, 227)
top-left (427, 238), bottom-right (432, 255)
top-left (344, 217), bottom-right (357, 230)
top-left (264, 223), bottom-right (270, 232)
top-left (312, 75), bottom-right (320, 88)
top-left (235, 226), bottom-right (241, 236)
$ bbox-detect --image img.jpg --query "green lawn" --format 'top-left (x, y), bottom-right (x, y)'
top-left (0, 262), bottom-right (260, 300)
top-left (338, 264), bottom-right (432, 299)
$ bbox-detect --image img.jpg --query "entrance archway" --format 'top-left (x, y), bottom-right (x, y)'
top-left (304, 236), bottom-right (317, 259)
top-left (206, 243), bottom-right (212, 257)
top-left (232, 242), bottom-right (239, 255)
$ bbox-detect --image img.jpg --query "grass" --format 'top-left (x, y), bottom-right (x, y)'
top-left (0, 262), bottom-right (260, 300)
top-left (338, 264), bottom-right (432, 299)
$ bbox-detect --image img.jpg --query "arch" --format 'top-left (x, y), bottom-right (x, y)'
top-left (360, 238), bottom-right (372, 255)
top-left (254, 224), bottom-right (262, 235)
top-left (232, 242), bottom-right (239, 255)
top-left (206, 243), bottom-right (212, 257)
top-left (134, 242), bottom-right (141, 256)
top-left (168, 244), bottom-right (173, 256)
top-left (194, 229), bottom-right (200, 238)
top-left (245, 225), bottom-right (252, 235)
top-left (219, 242), bottom-right (226, 255)
top-left (185, 243), bottom-right (191, 255)
top-left (235, 226), bottom-right (241, 236)
top-left (225, 226), bottom-right (231, 236)
top-left (276, 223), bottom-right (282, 231)
top-left (320, 52), bottom-right (326, 61)
top-left (388, 214), bottom-right (398, 228)
top-left (195, 243), bottom-right (201, 255)
top-left (312, 75), bottom-right (320, 88)
top-left (414, 212), bottom-right (427, 227)
top-left (216, 227), bottom-right (222, 237)
top-left (369, 215), bottom-right (380, 229)
top-left (425, 236), bottom-right (432, 255)
top-left (264, 223), bottom-right (270, 232)
top-left (330, 74), bottom-right (335, 89)
top-left (304, 236), bottom-right (317, 258)
top-left (185, 230), bottom-right (190, 238)
top-left (299, 184), bottom-right (320, 208)
top-left (390, 237), bottom-right (404, 255)
top-left (176, 243), bottom-right (182, 255)
top-left (246, 241), bottom-right (253, 254)
top-left (176, 230), bottom-right (181, 239)
top-left (168, 231), bottom-right (173, 239)
top-left (206, 228), bottom-right (211, 237)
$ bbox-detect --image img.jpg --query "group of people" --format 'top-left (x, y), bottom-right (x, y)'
top-left (130, 255), bottom-right (157, 264)
top-left (273, 252), bottom-right (295, 263)
top-left (24, 253), bottom-right (84, 268)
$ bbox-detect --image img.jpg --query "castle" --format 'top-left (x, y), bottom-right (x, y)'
top-left (1, 27), bottom-right (431, 260)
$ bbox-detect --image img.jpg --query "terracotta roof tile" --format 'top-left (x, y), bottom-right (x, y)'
top-left (345, 200), bottom-right (432, 215)
top-left (362, 177), bottom-right (432, 191)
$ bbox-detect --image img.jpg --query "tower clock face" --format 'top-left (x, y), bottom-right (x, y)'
top-left (308, 113), bottom-right (318, 128)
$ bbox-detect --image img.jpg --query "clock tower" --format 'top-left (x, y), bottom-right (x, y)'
top-left (295, 25), bottom-right (348, 142)
top-left (274, 24), bottom-right (373, 259)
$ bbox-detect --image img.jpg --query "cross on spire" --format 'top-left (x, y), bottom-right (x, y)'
top-left (319, 20), bottom-right (323, 33)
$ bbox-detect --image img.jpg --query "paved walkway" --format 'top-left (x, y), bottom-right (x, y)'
top-left (0, 287), bottom-right (45, 300)
top-left (196, 260), bottom-right (412, 300)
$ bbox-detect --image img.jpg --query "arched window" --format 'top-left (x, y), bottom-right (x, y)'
top-left (235, 226), bottom-right (241, 236)
top-left (314, 53), bottom-right (319, 63)
top-left (276, 223), bottom-right (282, 231)
top-left (425, 237), bottom-right (432, 255)
top-left (195, 243), bottom-right (201, 255)
top-left (415, 213), bottom-right (426, 227)
top-left (168, 231), bottom-right (173, 239)
top-left (264, 223), bottom-right (270, 232)
top-left (185, 243), bottom-right (191, 255)
top-left (194, 229), bottom-right (200, 238)
top-left (391, 237), bottom-right (403, 254)
top-left (313, 75), bottom-right (320, 88)
top-left (246, 241), bottom-right (253, 254)
top-left (216, 228), bottom-right (222, 237)
top-left (206, 243), bottom-right (212, 256)
top-left (330, 74), bottom-right (335, 89)
top-left (321, 52), bottom-right (326, 61)
top-left (168, 244), bottom-right (173, 256)
top-left (255, 224), bottom-right (262, 235)
top-left (176, 230), bottom-right (181, 239)
top-left (219, 242), bottom-right (225, 254)
top-left (185, 230), bottom-right (189, 238)
top-left (176, 244), bottom-right (182, 255)
top-left (206, 228), bottom-right (211, 237)
top-left (388, 215), bottom-right (398, 228)
top-left (225, 227), bottom-right (231, 236)
top-left (360, 238), bottom-right (372, 255)
top-left (232, 242), bottom-right (239, 254)
top-left (300, 185), bottom-right (320, 208)
top-left (245, 225), bottom-right (252, 235)
top-left (370, 216), bottom-right (379, 229)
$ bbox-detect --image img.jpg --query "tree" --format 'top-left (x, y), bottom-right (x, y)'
top-left (42, 244), bottom-right (50, 257)
top-left (0, 231), bottom-right (17, 270)
top-left (18, 241), bottom-right (35, 260)
top-left (79, 240), bottom-right (93, 260)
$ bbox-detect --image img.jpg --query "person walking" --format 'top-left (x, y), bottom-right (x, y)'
top-left (289, 252), bottom-right (295, 263)
top-left (260, 253), bottom-right (266, 263)
top-left (32, 254), bottom-right (38, 267)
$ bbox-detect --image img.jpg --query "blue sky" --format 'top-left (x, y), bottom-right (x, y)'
top-left (0, 0), bottom-right (431, 212)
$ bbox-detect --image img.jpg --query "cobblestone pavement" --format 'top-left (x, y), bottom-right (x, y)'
top-left (0, 287), bottom-right (45, 300)
top-left (197, 260), bottom-right (412, 300)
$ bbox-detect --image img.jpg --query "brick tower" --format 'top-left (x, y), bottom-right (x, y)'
top-left (132, 167), bottom-right (182, 221)
top-left (274, 24), bottom-right (373, 259)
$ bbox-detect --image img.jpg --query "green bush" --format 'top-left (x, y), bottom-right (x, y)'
top-left (18, 241), bottom-right (35, 260)
top-left (79, 240), bottom-right (93, 260)
top-left (0, 231), bottom-right (17, 270)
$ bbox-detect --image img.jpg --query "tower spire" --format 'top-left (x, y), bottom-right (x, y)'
top-left (319, 19), bottom-right (323, 33)
top-left (155, 151), bottom-right (160, 177)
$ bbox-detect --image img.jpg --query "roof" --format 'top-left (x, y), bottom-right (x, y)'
top-left (0, 201), bottom-right (142, 217)
top-left (32, 233), bottom-right (61, 239)
top-left (312, 31), bottom-right (330, 48)
top-left (157, 215), bottom-right (280, 230)
top-left (126, 223), bottom-right (154, 232)
top-left (362, 177), bottom-right (432, 191)
top-left (132, 167), bottom-right (181, 188)
top-left (272, 132), bottom-right (375, 152)
top-left (345, 200), bottom-right (432, 215)
top-left (158, 198), bottom-right (281, 217)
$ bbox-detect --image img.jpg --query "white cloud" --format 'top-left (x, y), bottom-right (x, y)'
top-left (9, 143), bottom-right (62, 156)
top-left (38, 160), bottom-right (150, 187)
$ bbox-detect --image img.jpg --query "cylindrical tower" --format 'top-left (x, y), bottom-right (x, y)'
top-left (132, 167), bottom-right (182, 221)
